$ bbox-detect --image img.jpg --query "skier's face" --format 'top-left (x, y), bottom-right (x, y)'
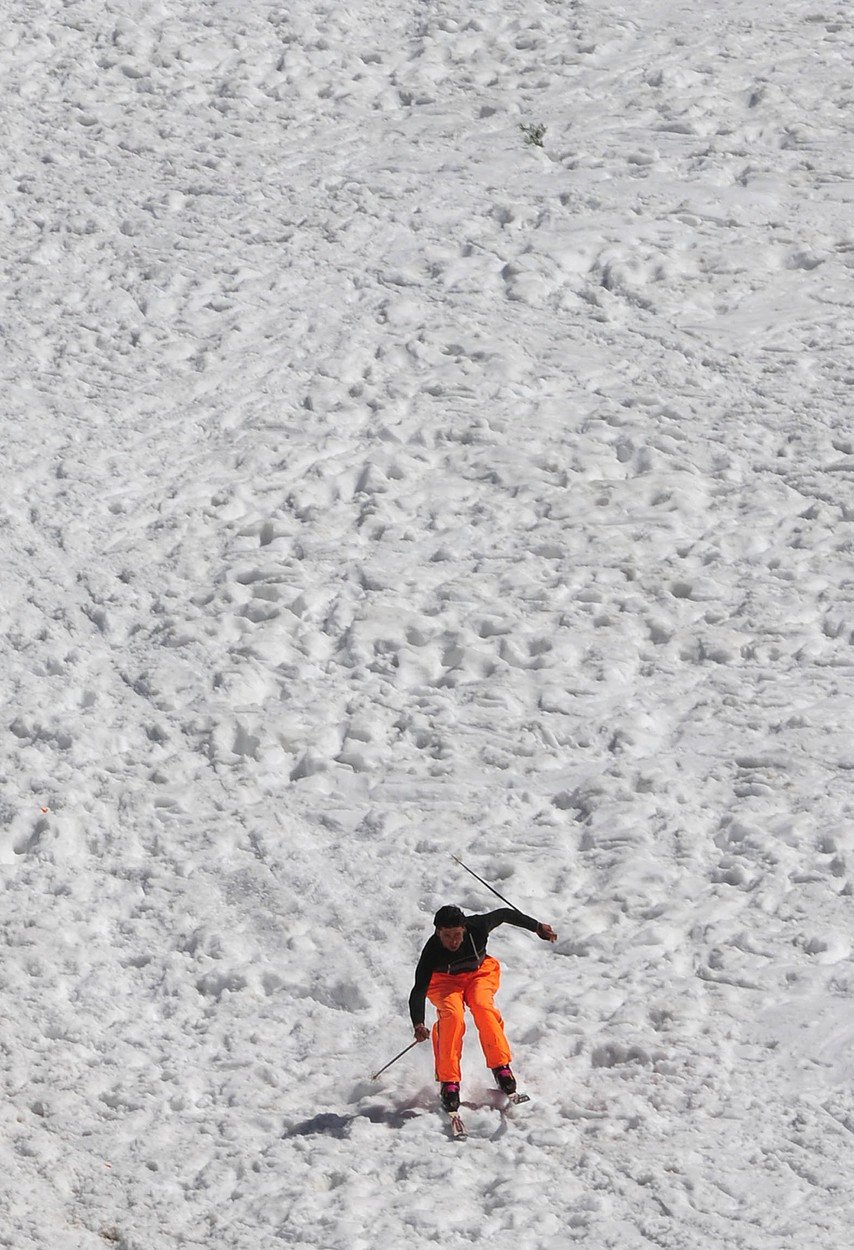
top-left (437, 925), bottom-right (465, 951)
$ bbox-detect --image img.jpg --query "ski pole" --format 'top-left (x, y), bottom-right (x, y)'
top-left (371, 1039), bottom-right (421, 1081)
top-left (451, 855), bottom-right (522, 913)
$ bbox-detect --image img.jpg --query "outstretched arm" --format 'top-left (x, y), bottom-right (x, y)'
top-left (477, 908), bottom-right (557, 941)
top-left (409, 948), bottom-right (432, 1037)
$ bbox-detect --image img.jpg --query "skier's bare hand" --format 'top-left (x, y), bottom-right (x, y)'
top-left (414, 1024), bottom-right (430, 1042)
top-left (537, 923), bottom-right (557, 942)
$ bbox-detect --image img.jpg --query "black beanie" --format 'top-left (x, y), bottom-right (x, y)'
top-left (434, 905), bottom-right (466, 929)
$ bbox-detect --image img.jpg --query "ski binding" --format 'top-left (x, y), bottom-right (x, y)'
top-left (448, 1111), bottom-right (467, 1139)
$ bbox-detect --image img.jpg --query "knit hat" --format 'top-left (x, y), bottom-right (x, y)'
top-left (433, 905), bottom-right (466, 929)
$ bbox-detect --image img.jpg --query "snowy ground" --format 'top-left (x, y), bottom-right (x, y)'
top-left (1, 0), bottom-right (853, 1245)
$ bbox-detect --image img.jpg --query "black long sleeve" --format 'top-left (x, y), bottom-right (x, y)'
top-left (408, 909), bottom-right (540, 1025)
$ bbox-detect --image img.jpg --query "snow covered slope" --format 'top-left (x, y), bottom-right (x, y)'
top-left (1, 0), bottom-right (853, 1245)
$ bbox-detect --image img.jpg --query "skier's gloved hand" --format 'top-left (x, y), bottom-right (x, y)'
top-left (536, 923), bottom-right (557, 942)
top-left (414, 1023), bottom-right (430, 1042)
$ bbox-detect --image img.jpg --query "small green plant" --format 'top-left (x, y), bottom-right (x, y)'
top-left (520, 122), bottom-right (546, 148)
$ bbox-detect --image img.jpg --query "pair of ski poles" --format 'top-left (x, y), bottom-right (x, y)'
top-left (371, 855), bottom-right (524, 1081)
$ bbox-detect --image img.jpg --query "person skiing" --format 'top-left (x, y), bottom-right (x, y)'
top-left (409, 904), bottom-right (557, 1111)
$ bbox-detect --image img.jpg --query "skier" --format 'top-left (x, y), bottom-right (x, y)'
top-left (409, 904), bottom-right (557, 1111)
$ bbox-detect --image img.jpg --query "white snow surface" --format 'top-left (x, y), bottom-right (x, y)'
top-left (2, 0), bottom-right (853, 1245)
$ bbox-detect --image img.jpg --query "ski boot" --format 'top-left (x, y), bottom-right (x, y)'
top-left (440, 1081), bottom-right (460, 1112)
top-left (492, 1065), bottom-right (517, 1095)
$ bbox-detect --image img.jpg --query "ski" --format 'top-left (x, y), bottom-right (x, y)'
top-left (444, 1094), bottom-right (526, 1137)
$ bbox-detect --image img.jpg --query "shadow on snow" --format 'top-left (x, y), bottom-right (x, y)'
top-left (283, 1089), bottom-right (515, 1138)
top-left (283, 1101), bottom-right (426, 1139)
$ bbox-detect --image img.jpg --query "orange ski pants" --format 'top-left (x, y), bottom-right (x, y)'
top-left (426, 956), bottom-right (511, 1083)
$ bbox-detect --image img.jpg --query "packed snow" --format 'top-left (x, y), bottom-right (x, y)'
top-left (1, 0), bottom-right (853, 1245)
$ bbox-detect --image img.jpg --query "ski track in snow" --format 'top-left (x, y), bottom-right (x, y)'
top-left (1, 0), bottom-right (853, 1245)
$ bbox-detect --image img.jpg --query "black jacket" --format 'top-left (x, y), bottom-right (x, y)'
top-left (408, 908), bottom-right (540, 1025)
